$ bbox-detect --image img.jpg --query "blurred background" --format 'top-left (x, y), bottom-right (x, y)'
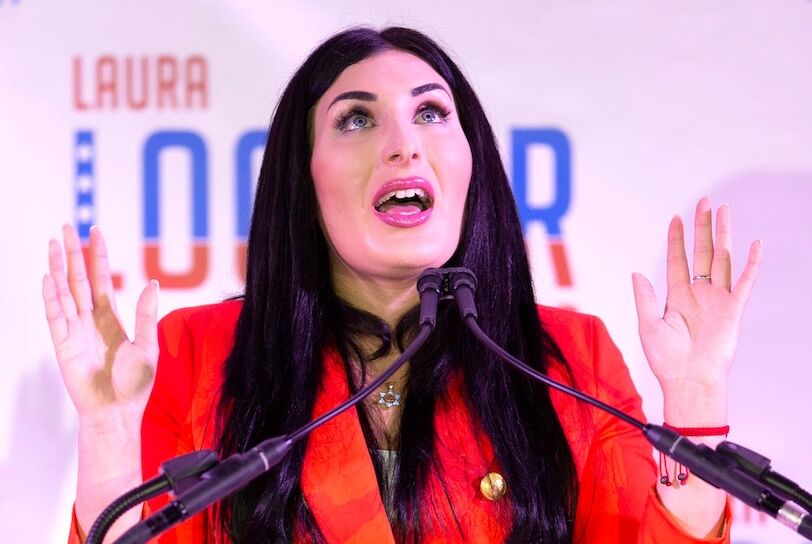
top-left (1, 1), bottom-right (810, 542)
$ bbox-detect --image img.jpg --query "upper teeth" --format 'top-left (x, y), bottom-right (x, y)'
top-left (376, 187), bottom-right (428, 207)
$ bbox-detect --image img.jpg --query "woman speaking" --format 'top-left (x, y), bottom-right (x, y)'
top-left (45, 26), bottom-right (761, 543)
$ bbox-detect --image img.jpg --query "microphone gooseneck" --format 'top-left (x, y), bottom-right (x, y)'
top-left (86, 449), bottom-right (221, 544)
top-left (85, 474), bottom-right (172, 544)
top-left (96, 266), bottom-right (811, 542)
top-left (449, 268), bottom-right (645, 431)
top-left (109, 268), bottom-right (447, 544)
top-left (447, 268), bottom-right (812, 542)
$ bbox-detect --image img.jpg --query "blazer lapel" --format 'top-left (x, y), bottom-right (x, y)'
top-left (424, 372), bottom-right (512, 543)
top-left (299, 353), bottom-right (517, 543)
top-left (301, 348), bottom-right (396, 544)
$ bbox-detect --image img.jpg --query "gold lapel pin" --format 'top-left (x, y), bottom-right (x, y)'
top-left (479, 472), bottom-right (507, 501)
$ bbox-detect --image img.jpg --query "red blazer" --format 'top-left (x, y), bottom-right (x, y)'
top-left (70, 300), bottom-right (731, 543)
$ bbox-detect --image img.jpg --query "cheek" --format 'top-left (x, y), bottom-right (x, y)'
top-left (310, 147), bottom-right (371, 247)
top-left (435, 135), bottom-right (473, 209)
top-left (312, 147), bottom-right (351, 209)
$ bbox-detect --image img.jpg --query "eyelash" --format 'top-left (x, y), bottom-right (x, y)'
top-left (333, 106), bottom-right (373, 131)
top-left (416, 102), bottom-right (453, 124)
top-left (332, 101), bottom-right (453, 132)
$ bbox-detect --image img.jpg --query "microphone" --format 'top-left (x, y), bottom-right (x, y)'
top-left (714, 441), bottom-right (812, 513)
top-left (105, 268), bottom-right (453, 544)
top-left (445, 268), bottom-right (812, 542)
top-left (97, 266), bottom-right (812, 542)
top-left (85, 450), bottom-right (219, 544)
top-left (644, 426), bottom-right (811, 538)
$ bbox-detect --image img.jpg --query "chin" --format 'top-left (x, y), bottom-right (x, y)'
top-left (374, 247), bottom-right (456, 277)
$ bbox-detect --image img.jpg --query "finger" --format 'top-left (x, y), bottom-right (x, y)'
top-left (632, 273), bottom-right (660, 330)
top-left (63, 224), bottom-right (93, 314)
top-left (133, 280), bottom-right (160, 362)
top-left (42, 274), bottom-right (69, 347)
top-left (711, 205), bottom-right (732, 290)
top-left (88, 226), bottom-right (117, 311)
top-left (48, 239), bottom-right (78, 321)
top-left (692, 196), bottom-right (714, 279)
top-left (732, 239), bottom-right (763, 307)
top-left (666, 216), bottom-right (690, 289)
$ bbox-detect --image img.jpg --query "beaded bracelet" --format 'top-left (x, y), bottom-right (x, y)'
top-left (658, 423), bottom-right (730, 486)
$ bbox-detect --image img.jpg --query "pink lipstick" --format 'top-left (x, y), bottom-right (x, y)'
top-left (372, 177), bottom-right (435, 228)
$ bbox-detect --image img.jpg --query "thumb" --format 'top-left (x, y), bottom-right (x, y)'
top-left (133, 280), bottom-right (160, 362)
top-left (631, 273), bottom-right (659, 331)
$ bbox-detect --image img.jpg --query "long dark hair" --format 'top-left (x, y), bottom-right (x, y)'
top-left (216, 26), bottom-right (578, 543)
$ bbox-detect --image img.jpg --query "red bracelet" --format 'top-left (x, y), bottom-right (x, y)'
top-left (658, 423), bottom-right (729, 486)
top-left (663, 423), bottom-right (730, 437)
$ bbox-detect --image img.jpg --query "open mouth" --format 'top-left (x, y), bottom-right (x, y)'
top-left (374, 187), bottom-right (434, 215)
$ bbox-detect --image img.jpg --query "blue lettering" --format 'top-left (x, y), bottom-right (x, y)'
top-left (511, 128), bottom-right (571, 237)
top-left (143, 130), bottom-right (208, 241)
top-left (235, 130), bottom-right (267, 239)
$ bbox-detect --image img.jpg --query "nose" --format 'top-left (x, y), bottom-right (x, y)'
top-left (383, 121), bottom-right (421, 165)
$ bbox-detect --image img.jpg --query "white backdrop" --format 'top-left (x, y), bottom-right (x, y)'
top-left (1, 1), bottom-right (810, 542)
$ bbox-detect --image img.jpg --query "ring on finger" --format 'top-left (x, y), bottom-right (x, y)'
top-left (692, 274), bottom-right (712, 283)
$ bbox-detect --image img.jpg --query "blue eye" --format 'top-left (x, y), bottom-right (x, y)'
top-left (334, 107), bottom-right (374, 132)
top-left (346, 114), bottom-right (371, 130)
top-left (415, 102), bottom-right (452, 125)
top-left (418, 110), bottom-right (439, 123)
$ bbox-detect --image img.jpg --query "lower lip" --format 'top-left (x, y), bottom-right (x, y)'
top-left (373, 207), bottom-right (433, 227)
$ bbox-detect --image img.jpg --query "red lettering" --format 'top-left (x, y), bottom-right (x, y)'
top-left (96, 55), bottom-right (118, 110)
top-left (186, 56), bottom-right (208, 109)
top-left (144, 243), bottom-right (208, 288)
top-left (549, 240), bottom-right (573, 287)
top-left (156, 56), bottom-right (178, 110)
top-left (125, 56), bottom-right (149, 110)
top-left (236, 242), bottom-right (247, 283)
top-left (73, 57), bottom-right (90, 111)
top-left (73, 54), bottom-right (208, 111)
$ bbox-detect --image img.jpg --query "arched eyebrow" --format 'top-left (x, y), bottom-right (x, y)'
top-left (328, 91), bottom-right (376, 109)
top-left (411, 83), bottom-right (450, 98)
top-left (327, 83), bottom-right (451, 110)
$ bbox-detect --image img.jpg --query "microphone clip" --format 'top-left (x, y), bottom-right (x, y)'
top-left (417, 267), bottom-right (478, 325)
top-left (418, 267), bottom-right (475, 300)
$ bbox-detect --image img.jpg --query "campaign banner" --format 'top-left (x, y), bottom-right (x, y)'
top-left (1, 2), bottom-right (810, 542)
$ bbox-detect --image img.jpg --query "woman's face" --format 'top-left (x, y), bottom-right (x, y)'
top-left (310, 50), bottom-right (473, 283)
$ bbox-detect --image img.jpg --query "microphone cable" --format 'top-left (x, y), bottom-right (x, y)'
top-left (446, 267), bottom-right (812, 541)
top-left (107, 269), bottom-right (444, 544)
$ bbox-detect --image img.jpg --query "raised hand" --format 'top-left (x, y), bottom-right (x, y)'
top-left (43, 225), bottom-right (159, 423)
top-left (631, 197), bottom-right (762, 424)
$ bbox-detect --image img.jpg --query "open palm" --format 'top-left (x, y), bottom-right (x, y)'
top-left (43, 225), bottom-right (159, 421)
top-left (632, 198), bottom-right (762, 393)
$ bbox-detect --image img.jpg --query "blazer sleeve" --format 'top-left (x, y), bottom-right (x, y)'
top-left (67, 309), bottom-right (210, 544)
top-left (576, 314), bottom-right (731, 544)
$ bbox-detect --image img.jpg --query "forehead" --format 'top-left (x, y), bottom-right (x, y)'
top-left (317, 50), bottom-right (449, 109)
